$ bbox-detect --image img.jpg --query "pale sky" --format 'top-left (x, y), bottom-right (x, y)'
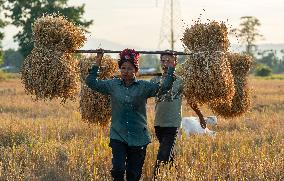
top-left (2, 0), bottom-right (284, 51)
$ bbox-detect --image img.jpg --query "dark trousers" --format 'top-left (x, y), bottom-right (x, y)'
top-left (109, 139), bottom-right (147, 181)
top-left (153, 126), bottom-right (179, 178)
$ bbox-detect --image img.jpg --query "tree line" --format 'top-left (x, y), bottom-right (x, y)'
top-left (233, 16), bottom-right (284, 76)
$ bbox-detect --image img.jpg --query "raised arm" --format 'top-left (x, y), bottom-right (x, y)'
top-left (190, 103), bottom-right (206, 129)
top-left (147, 58), bottom-right (176, 97)
top-left (85, 50), bottom-right (112, 95)
top-left (159, 67), bottom-right (175, 94)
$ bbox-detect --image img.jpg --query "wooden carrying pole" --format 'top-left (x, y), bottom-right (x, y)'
top-left (75, 49), bottom-right (192, 55)
top-left (74, 49), bottom-right (192, 76)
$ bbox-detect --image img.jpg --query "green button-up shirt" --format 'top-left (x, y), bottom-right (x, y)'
top-left (85, 65), bottom-right (175, 146)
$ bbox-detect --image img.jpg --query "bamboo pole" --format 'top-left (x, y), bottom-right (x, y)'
top-left (74, 49), bottom-right (193, 55)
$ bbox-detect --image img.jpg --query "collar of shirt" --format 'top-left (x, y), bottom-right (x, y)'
top-left (119, 78), bottom-right (139, 87)
top-left (162, 73), bottom-right (177, 80)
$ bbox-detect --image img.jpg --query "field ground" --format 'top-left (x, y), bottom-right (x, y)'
top-left (0, 77), bottom-right (283, 180)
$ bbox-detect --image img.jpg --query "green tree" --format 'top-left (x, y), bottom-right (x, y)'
top-left (275, 49), bottom-right (284, 73)
top-left (257, 50), bottom-right (279, 68)
top-left (3, 49), bottom-right (24, 72)
top-left (256, 49), bottom-right (284, 73)
top-left (0, 0), bottom-right (7, 65)
top-left (255, 64), bottom-right (272, 77)
top-left (232, 16), bottom-right (263, 56)
top-left (4, 0), bottom-right (93, 58)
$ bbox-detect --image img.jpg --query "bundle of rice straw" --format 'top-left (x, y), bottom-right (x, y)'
top-left (21, 47), bottom-right (79, 101)
top-left (178, 21), bottom-right (235, 105)
top-left (32, 14), bottom-right (86, 52)
top-left (21, 14), bottom-right (86, 102)
top-left (209, 53), bottom-right (253, 118)
top-left (79, 55), bottom-right (118, 125)
top-left (182, 21), bottom-right (229, 52)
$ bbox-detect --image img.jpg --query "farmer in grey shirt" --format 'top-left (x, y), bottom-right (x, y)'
top-left (151, 51), bottom-right (206, 178)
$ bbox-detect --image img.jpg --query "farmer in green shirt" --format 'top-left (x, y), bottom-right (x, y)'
top-left (85, 48), bottom-right (176, 181)
top-left (150, 51), bottom-right (206, 178)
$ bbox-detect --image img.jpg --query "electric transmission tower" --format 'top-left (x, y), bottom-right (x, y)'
top-left (158, 0), bottom-right (183, 51)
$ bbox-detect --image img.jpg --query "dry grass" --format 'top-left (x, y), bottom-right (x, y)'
top-left (0, 77), bottom-right (283, 180)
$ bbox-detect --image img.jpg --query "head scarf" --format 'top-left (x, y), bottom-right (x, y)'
top-left (118, 48), bottom-right (140, 70)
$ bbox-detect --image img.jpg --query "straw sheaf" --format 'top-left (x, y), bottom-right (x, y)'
top-left (209, 53), bottom-right (253, 118)
top-left (79, 55), bottom-right (118, 125)
top-left (21, 47), bottom-right (80, 102)
top-left (181, 21), bottom-right (229, 52)
top-left (32, 14), bottom-right (86, 51)
top-left (21, 14), bottom-right (86, 102)
top-left (178, 52), bottom-right (235, 105)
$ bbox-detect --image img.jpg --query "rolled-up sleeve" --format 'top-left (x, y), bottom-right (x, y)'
top-left (85, 65), bottom-right (111, 95)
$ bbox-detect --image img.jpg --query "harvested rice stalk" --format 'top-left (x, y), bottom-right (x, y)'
top-left (178, 52), bottom-right (235, 105)
top-left (21, 47), bottom-right (80, 102)
top-left (178, 21), bottom-right (235, 105)
top-left (209, 53), bottom-right (253, 118)
top-left (32, 14), bottom-right (86, 52)
top-left (21, 14), bottom-right (86, 102)
top-left (181, 21), bottom-right (229, 52)
top-left (79, 55), bottom-right (118, 125)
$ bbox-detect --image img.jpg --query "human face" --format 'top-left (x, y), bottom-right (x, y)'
top-left (120, 61), bottom-right (137, 81)
top-left (160, 55), bottom-right (176, 73)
